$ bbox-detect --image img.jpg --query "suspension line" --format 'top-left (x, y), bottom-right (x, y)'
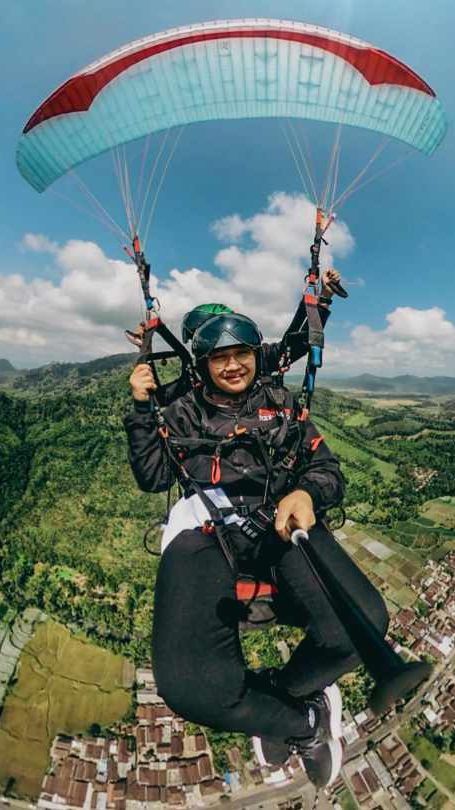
top-left (142, 127), bottom-right (185, 252)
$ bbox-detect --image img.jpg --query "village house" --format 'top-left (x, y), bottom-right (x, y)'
top-left (38, 669), bottom-right (227, 810)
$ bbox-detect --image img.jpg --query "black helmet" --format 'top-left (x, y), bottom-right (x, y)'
top-left (192, 313), bottom-right (262, 360)
top-left (181, 303), bottom-right (234, 343)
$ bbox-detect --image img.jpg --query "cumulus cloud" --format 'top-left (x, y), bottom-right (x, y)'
top-left (209, 192), bottom-right (355, 336)
top-left (213, 193), bottom-right (354, 262)
top-left (6, 193), bottom-right (453, 375)
top-left (211, 214), bottom-right (248, 242)
top-left (2, 193), bottom-right (356, 367)
top-left (344, 276), bottom-right (365, 289)
top-left (324, 307), bottom-right (455, 376)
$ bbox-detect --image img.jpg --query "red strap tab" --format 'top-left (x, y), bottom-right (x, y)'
top-left (144, 317), bottom-right (161, 329)
top-left (310, 435), bottom-right (324, 452)
top-left (304, 293), bottom-right (319, 305)
top-left (235, 581), bottom-right (279, 601)
top-left (211, 455), bottom-right (221, 485)
top-left (235, 425), bottom-right (247, 435)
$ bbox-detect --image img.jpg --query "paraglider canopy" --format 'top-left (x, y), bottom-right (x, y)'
top-left (17, 18), bottom-right (447, 194)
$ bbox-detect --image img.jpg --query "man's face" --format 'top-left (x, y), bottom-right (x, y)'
top-left (207, 345), bottom-right (256, 394)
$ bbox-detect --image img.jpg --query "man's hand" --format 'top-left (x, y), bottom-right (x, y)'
top-left (321, 268), bottom-right (341, 298)
top-left (275, 490), bottom-right (316, 542)
top-left (129, 363), bottom-right (157, 401)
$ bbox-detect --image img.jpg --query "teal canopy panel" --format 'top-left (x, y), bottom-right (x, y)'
top-left (17, 19), bottom-right (448, 192)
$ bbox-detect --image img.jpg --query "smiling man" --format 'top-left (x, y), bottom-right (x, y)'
top-left (124, 311), bottom-right (389, 791)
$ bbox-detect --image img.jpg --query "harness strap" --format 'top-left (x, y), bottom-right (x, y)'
top-left (185, 479), bottom-right (237, 573)
top-left (271, 420), bottom-right (307, 497)
top-left (152, 383), bottom-right (315, 567)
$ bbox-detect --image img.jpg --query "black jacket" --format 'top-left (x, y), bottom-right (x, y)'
top-left (124, 379), bottom-right (344, 515)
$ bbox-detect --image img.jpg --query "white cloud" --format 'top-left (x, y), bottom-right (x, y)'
top-left (3, 193), bottom-right (355, 367)
top-left (21, 233), bottom-right (59, 254)
top-left (0, 327), bottom-right (47, 347)
top-left (213, 193), bottom-right (354, 262)
top-left (3, 204), bottom-right (454, 376)
top-left (209, 192), bottom-right (355, 336)
top-left (211, 214), bottom-right (248, 242)
top-left (323, 307), bottom-right (455, 375)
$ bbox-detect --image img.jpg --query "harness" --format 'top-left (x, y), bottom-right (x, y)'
top-left (149, 381), bottom-right (314, 574)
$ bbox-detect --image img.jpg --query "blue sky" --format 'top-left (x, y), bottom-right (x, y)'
top-left (1, 0), bottom-right (454, 375)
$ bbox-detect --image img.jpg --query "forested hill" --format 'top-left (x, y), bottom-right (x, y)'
top-left (321, 373), bottom-right (455, 395)
top-left (0, 358), bottom-right (17, 384)
top-left (1, 355), bottom-right (454, 662)
top-left (3, 352), bottom-right (136, 392)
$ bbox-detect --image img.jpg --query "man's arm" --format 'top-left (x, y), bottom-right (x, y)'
top-left (124, 364), bottom-right (176, 492)
top-left (275, 420), bottom-right (344, 540)
top-left (295, 420), bottom-right (345, 514)
top-left (124, 402), bottom-right (175, 492)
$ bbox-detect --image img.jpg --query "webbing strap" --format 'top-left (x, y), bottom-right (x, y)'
top-left (304, 297), bottom-right (324, 350)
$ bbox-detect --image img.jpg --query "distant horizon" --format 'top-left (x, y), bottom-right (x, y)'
top-left (2, 352), bottom-right (455, 382)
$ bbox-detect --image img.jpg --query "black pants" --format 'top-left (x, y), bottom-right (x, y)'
top-left (152, 523), bottom-right (388, 740)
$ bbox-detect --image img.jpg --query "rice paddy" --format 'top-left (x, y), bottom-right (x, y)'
top-left (0, 619), bottom-right (134, 797)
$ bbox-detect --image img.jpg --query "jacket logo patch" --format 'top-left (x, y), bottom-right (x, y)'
top-left (258, 407), bottom-right (292, 421)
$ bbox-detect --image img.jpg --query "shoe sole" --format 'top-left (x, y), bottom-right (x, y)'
top-left (323, 683), bottom-right (343, 740)
top-left (252, 736), bottom-right (268, 767)
top-left (326, 738), bottom-right (343, 786)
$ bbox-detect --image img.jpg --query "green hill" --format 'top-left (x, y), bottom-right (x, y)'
top-left (319, 373), bottom-right (455, 395)
top-left (1, 356), bottom-right (454, 662)
top-left (0, 359), bottom-right (18, 385)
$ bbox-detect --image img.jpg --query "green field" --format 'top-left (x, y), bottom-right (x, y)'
top-left (414, 777), bottom-right (446, 809)
top-left (421, 498), bottom-right (455, 530)
top-left (315, 417), bottom-right (396, 479)
top-left (399, 726), bottom-right (455, 795)
top-left (0, 620), bottom-right (133, 797)
top-left (338, 787), bottom-right (358, 810)
top-left (390, 497), bottom-right (455, 560)
top-left (343, 412), bottom-right (372, 428)
top-left (336, 524), bottom-right (422, 611)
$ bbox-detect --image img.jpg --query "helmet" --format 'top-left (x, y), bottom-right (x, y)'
top-left (181, 303), bottom-right (234, 343)
top-left (192, 313), bottom-right (262, 360)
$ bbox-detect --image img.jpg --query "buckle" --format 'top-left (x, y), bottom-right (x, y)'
top-left (281, 452), bottom-right (296, 470)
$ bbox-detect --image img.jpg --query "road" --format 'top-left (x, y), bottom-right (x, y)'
top-left (224, 771), bottom-right (332, 810)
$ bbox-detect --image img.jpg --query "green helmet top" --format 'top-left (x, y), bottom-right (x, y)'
top-left (181, 303), bottom-right (234, 343)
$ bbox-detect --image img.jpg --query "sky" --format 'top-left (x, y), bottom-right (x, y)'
top-left (1, 0), bottom-right (454, 377)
